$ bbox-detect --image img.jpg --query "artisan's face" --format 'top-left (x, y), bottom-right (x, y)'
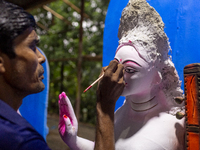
top-left (114, 45), bottom-right (157, 97)
top-left (2, 27), bottom-right (46, 96)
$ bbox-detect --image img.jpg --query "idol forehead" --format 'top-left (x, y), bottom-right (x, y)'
top-left (115, 42), bottom-right (147, 63)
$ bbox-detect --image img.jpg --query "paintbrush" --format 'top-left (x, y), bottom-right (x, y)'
top-left (83, 73), bottom-right (104, 93)
top-left (83, 59), bottom-right (121, 93)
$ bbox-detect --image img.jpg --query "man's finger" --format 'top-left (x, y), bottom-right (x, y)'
top-left (105, 60), bottom-right (119, 73)
top-left (102, 66), bottom-right (108, 72)
top-left (114, 64), bottom-right (124, 79)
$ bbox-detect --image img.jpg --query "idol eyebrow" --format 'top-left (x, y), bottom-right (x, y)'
top-left (123, 60), bottom-right (142, 67)
top-left (114, 58), bottom-right (119, 62)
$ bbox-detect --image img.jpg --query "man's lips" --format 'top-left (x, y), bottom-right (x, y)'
top-left (39, 75), bottom-right (44, 80)
top-left (39, 69), bottom-right (44, 80)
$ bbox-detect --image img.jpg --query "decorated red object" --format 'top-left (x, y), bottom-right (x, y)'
top-left (184, 63), bottom-right (200, 150)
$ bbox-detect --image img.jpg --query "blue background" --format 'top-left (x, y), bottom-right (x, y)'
top-left (103, 0), bottom-right (200, 111)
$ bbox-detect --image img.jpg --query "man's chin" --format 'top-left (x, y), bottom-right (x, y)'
top-left (32, 83), bottom-right (45, 94)
top-left (38, 84), bottom-right (45, 92)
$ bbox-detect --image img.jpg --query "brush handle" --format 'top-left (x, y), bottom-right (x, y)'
top-left (90, 74), bottom-right (104, 86)
top-left (84, 73), bottom-right (104, 92)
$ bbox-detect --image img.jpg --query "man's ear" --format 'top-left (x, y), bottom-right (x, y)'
top-left (0, 56), bottom-right (5, 73)
top-left (151, 71), bottom-right (162, 86)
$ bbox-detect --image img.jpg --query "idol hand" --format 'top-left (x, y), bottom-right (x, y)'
top-left (58, 92), bottom-right (94, 150)
top-left (58, 92), bottom-right (78, 149)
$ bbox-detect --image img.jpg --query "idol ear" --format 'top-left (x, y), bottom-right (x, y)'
top-left (151, 71), bottom-right (162, 86)
top-left (0, 56), bottom-right (5, 73)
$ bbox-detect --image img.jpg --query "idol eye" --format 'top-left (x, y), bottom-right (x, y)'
top-left (125, 67), bottom-right (137, 74)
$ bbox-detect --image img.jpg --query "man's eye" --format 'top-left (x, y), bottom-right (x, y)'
top-left (125, 67), bottom-right (137, 73)
top-left (30, 45), bottom-right (36, 52)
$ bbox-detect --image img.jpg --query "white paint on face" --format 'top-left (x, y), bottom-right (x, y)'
top-left (114, 45), bottom-right (157, 98)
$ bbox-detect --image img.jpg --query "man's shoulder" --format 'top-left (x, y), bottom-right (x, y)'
top-left (0, 116), bottom-right (39, 135)
top-left (0, 100), bottom-right (50, 149)
top-left (0, 115), bottom-right (50, 149)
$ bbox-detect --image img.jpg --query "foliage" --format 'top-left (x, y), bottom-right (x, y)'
top-left (31, 0), bottom-right (110, 124)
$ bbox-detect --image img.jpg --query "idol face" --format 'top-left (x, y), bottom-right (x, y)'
top-left (114, 45), bottom-right (158, 97)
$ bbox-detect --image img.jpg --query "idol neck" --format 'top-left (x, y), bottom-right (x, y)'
top-left (125, 89), bottom-right (169, 115)
top-left (130, 96), bottom-right (158, 112)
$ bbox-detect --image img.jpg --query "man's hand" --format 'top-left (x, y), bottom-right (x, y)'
top-left (96, 60), bottom-right (125, 112)
top-left (95, 60), bottom-right (125, 150)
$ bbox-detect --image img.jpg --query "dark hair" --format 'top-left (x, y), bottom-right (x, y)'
top-left (0, 0), bottom-right (36, 58)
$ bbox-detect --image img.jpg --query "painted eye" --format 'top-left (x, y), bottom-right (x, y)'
top-left (125, 67), bottom-right (137, 74)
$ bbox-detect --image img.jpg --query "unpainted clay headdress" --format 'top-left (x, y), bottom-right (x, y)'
top-left (118, 0), bottom-right (169, 63)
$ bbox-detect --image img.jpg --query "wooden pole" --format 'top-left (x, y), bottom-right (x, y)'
top-left (36, 22), bottom-right (48, 31)
top-left (48, 55), bottom-right (102, 62)
top-left (60, 62), bottom-right (64, 93)
top-left (62, 0), bottom-right (90, 19)
top-left (43, 5), bottom-right (71, 25)
top-left (75, 0), bottom-right (84, 122)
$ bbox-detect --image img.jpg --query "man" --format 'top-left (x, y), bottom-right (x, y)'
top-left (0, 1), bottom-right (124, 149)
top-left (0, 1), bottom-right (51, 149)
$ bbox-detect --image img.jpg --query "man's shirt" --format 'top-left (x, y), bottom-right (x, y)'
top-left (0, 99), bottom-right (51, 150)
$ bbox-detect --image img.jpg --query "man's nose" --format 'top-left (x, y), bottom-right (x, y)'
top-left (36, 48), bottom-right (46, 64)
